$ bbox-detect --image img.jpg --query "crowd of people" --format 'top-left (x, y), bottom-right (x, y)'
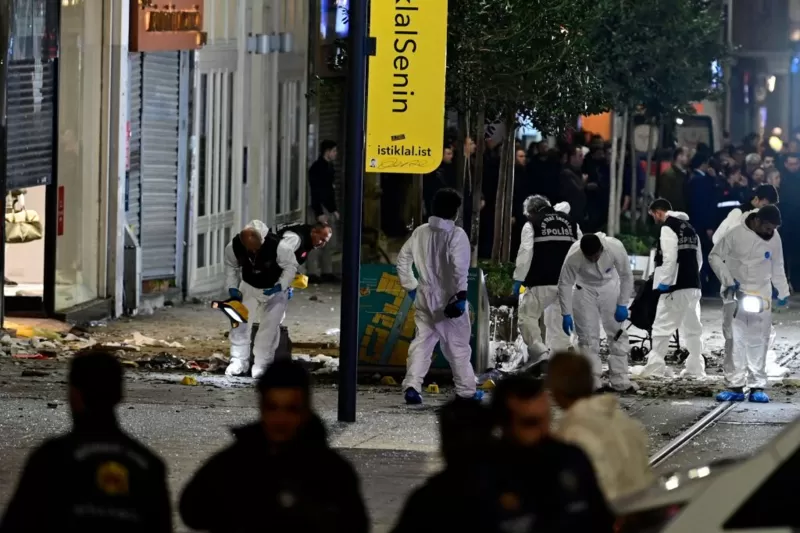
top-left (424, 130), bottom-right (800, 295)
top-left (0, 350), bottom-right (653, 533)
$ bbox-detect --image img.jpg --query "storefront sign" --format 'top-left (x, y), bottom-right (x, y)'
top-left (57, 186), bottom-right (65, 236)
top-left (364, 0), bottom-right (448, 174)
top-left (130, 0), bottom-right (206, 52)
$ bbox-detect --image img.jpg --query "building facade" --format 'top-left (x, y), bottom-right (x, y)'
top-left (0, 0), bottom-right (312, 322)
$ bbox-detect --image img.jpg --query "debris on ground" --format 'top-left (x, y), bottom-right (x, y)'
top-left (181, 376), bottom-right (198, 386)
top-left (21, 370), bottom-right (49, 377)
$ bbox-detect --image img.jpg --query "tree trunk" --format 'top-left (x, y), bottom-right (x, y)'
top-left (616, 108), bottom-right (629, 234)
top-left (607, 112), bottom-right (618, 236)
top-left (500, 115), bottom-right (517, 262)
top-left (455, 109), bottom-right (468, 218)
top-left (470, 111), bottom-right (486, 267)
top-left (491, 133), bottom-right (510, 262)
top-left (640, 121), bottom-right (656, 223)
top-left (629, 115), bottom-right (638, 226)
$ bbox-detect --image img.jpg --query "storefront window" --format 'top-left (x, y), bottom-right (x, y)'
top-left (55, 0), bottom-right (102, 311)
top-left (3, 0), bottom-right (58, 302)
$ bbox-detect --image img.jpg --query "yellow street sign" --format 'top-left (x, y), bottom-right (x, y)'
top-left (365, 0), bottom-right (448, 174)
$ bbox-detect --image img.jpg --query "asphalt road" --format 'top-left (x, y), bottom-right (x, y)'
top-left (0, 356), bottom-right (797, 532)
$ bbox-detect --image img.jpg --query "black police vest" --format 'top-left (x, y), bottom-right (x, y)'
top-left (232, 224), bottom-right (314, 289)
top-left (654, 216), bottom-right (700, 292)
top-left (524, 209), bottom-right (578, 287)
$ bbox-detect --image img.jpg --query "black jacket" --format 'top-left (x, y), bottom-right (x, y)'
top-left (0, 417), bottom-right (171, 533)
top-left (489, 438), bottom-right (615, 533)
top-left (392, 467), bottom-right (495, 533)
top-left (423, 163), bottom-right (455, 216)
top-left (180, 416), bottom-right (369, 533)
top-left (393, 438), bottom-right (613, 533)
top-left (559, 166), bottom-right (587, 225)
top-left (309, 157), bottom-right (338, 217)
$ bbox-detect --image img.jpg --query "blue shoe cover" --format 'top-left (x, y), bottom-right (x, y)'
top-left (749, 390), bottom-right (770, 403)
top-left (404, 388), bottom-right (422, 405)
top-left (716, 390), bottom-right (745, 402)
top-left (473, 390), bottom-right (485, 402)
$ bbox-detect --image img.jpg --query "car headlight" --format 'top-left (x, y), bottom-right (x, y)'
top-left (741, 295), bottom-right (763, 313)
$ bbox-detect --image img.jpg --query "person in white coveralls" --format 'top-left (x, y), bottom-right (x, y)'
top-left (639, 199), bottom-right (707, 379)
top-left (709, 205), bottom-right (789, 403)
top-left (512, 196), bottom-right (579, 373)
top-left (396, 188), bottom-right (480, 405)
top-left (558, 233), bottom-right (635, 392)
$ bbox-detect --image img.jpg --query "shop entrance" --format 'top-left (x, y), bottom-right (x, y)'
top-left (0, 0), bottom-right (60, 319)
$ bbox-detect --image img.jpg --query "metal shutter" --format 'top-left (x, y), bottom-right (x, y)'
top-left (140, 52), bottom-right (180, 280)
top-left (6, 59), bottom-right (56, 189)
top-left (127, 53), bottom-right (143, 238)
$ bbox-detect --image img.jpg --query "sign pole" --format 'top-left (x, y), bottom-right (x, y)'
top-left (337, 0), bottom-right (368, 423)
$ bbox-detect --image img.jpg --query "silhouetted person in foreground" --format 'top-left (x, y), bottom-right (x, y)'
top-left (392, 399), bottom-right (494, 533)
top-left (0, 350), bottom-right (172, 533)
top-left (180, 359), bottom-right (369, 533)
top-left (490, 375), bottom-right (615, 533)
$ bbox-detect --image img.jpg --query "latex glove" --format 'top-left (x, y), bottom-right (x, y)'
top-left (562, 315), bottom-right (574, 336)
top-left (228, 288), bottom-right (243, 301)
top-left (444, 299), bottom-right (467, 319)
top-left (777, 297), bottom-right (789, 308)
top-left (728, 279), bottom-right (741, 292)
top-left (614, 305), bottom-right (629, 323)
top-left (512, 281), bottom-right (523, 297)
top-left (407, 289), bottom-right (416, 302)
top-left (656, 283), bottom-right (670, 292)
top-left (287, 288), bottom-right (294, 300)
top-left (263, 284), bottom-right (282, 296)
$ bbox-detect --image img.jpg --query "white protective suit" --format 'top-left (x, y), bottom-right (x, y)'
top-left (514, 202), bottom-right (578, 363)
top-left (397, 216), bottom-right (476, 398)
top-left (640, 211), bottom-right (706, 379)
top-left (712, 207), bottom-right (779, 364)
top-left (709, 220), bottom-right (790, 389)
top-left (558, 233), bottom-right (634, 391)
top-left (223, 221), bottom-right (301, 378)
top-left (555, 395), bottom-right (654, 502)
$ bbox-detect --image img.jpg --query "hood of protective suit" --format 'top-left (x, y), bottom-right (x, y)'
top-left (243, 220), bottom-right (270, 243)
top-left (557, 395), bottom-right (653, 501)
top-left (666, 211), bottom-right (689, 221)
top-left (428, 216), bottom-right (455, 231)
top-left (554, 201), bottom-right (571, 214)
top-left (566, 394), bottom-right (620, 420)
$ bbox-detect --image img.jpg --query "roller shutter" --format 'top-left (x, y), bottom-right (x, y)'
top-left (127, 52), bottom-right (142, 237)
top-left (6, 59), bottom-right (56, 189)
top-left (140, 52), bottom-right (180, 280)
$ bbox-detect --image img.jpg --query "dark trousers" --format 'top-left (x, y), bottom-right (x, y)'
top-left (699, 232), bottom-right (720, 296)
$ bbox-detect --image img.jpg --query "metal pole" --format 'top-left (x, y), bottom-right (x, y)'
top-left (0, 0), bottom-right (9, 325)
top-left (337, 0), bottom-right (368, 422)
